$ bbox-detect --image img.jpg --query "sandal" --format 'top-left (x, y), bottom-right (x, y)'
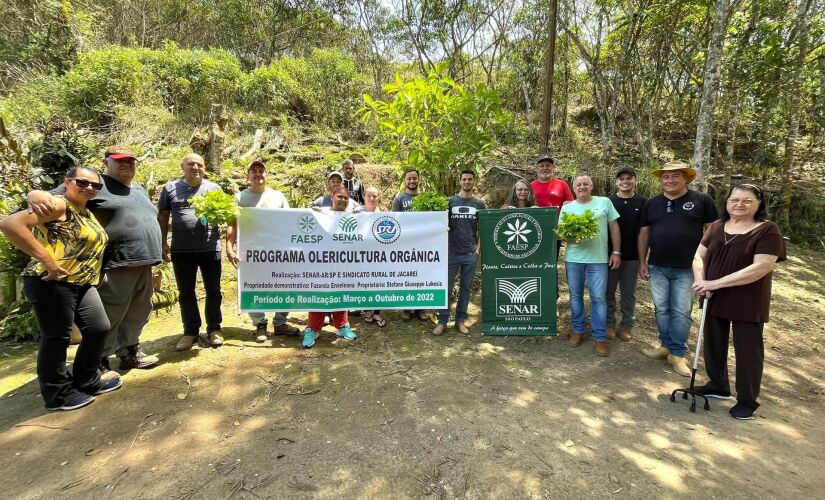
top-left (363, 314), bottom-right (374, 324)
top-left (373, 314), bottom-right (386, 327)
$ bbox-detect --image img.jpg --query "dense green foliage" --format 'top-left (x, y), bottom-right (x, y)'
top-left (411, 191), bottom-right (449, 212)
top-left (360, 65), bottom-right (509, 195)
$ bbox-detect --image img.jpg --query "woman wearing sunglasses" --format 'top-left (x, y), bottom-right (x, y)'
top-left (0, 166), bottom-right (121, 411)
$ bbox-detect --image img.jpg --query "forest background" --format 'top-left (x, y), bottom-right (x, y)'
top-left (0, 0), bottom-right (823, 340)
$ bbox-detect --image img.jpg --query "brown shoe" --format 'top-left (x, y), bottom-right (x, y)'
top-left (617, 327), bottom-right (632, 342)
top-left (569, 333), bottom-right (584, 347)
top-left (175, 335), bottom-right (196, 351)
top-left (253, 323), bottom-right (268, 343)
top-left (273, 323), bottom-right (300, 336)
top-left (432, 324), bottom-right (445, 336)
top-left (594, 341), bottom-right (609, 357)
top-left (417, 311), bottom-right (429, 321)
top-left (606, 326), bottom-right (617, 340)
top-left (668, 354), bottom-right (691, 377)
top-left (400, 311), bottom-right (412, 321)
top-left (455, 322), bottom-right (470, 334)
top-left (208, 330), bottom-right (224, 347)
top-left (643, 346), bottom-right (669, 359)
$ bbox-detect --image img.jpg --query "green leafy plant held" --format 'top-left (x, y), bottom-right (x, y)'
top-left (556, 210), bottom-right (599, 242)
top-left (188, 190), bottom-right (239, 228)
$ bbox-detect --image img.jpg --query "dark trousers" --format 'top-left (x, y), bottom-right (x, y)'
top-left (171, 251), bottom-right (222, 336)
top-left (703, 314), bottom-right (764, 410)
top-left (438, 252), bottom-right (478, 324)
top-left (606, 259), bottom-right (640, 328)
top-left (23, 277), bottom-right (109, 408)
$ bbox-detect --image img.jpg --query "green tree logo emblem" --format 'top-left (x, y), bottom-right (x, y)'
top-left (338, 216), bottom-right (358, 233)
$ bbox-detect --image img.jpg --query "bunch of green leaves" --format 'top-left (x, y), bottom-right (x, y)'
top-left (556, 210), bottom-right (599, 242)
top-left (188, 190), bottom-right (239, 228)
top-left (358, 63), bottom-right (509, 196)
top-left (411, 191), bottom-right (448, 212)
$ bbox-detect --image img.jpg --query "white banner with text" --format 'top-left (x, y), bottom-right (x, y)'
top-left (237, 208), bottom-right (448, 311)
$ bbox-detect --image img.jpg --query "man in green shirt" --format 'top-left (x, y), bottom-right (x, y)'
top-left (559, 175), bottom-right (621, 357)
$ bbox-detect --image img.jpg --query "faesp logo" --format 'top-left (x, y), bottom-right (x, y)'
top-left (292, 214), bottom-right (323, 243)
top-left (496, 277), bottom-right (541, 317)
top-left (492, 213), bottom-right (543, 259)
top-left (372, 215), bottom-right (401, 244)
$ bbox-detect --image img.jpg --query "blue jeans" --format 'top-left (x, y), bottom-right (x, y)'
top-left (565, 262), bottom-right (608, 341)
top-left (438, 252), bottom-right (478, 324)
top-left (648, 265), bottom-right (694, 357)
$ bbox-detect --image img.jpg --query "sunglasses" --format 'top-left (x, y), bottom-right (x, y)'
top-left (70, 178), bottom-right (104, 190)
top-left (666, 200), bottom-right (673, 214)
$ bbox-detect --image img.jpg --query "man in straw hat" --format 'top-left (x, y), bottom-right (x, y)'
top-left (638, 160), bottom-right (718, 377)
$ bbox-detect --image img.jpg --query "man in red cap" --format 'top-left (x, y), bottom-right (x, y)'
top-left (27, 145), bottom-right (163, 370)
top-left (226, 160), bottom-right (300, 342)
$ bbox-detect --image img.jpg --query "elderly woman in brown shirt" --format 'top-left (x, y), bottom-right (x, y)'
top-left (691, 183), bottom-right (786, 420)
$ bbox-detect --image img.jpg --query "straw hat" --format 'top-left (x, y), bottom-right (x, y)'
top-left (651, 160), bottom-right (696, 183)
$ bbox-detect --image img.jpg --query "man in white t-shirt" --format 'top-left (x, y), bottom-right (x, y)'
top-left (226, 160), bottom-right (299, 341)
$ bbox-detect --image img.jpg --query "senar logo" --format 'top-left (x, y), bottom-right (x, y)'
top-left (372, 215), bottom-right (401, 244)
top-left (496, 277), bottom-right (542, 317)
top-left (338, 215), bottom-right (358, 232)
top-left (498, 279), bottom-right (539, 303)
top-left (333, 215), bottom-right (363, 243)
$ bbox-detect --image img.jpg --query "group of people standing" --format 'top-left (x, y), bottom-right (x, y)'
top-left (522, 157), bottom-right (784, 420)
top-left (0, 149), bottom-right (785, 420)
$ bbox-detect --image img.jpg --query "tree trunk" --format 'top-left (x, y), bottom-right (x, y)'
top-left (779, 0), bottom-right (813, 227)
top-left (560, 33), bottom-right (569, 136)
top-left (692, 0), bottom-right (730, 192)
top-left (205, 104), bottom-right (228, 175)
top-left (540, 0), bottom-right (559, 154)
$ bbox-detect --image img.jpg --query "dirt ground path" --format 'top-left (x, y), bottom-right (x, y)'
top-left (1, 244), bottom-right (823, 499)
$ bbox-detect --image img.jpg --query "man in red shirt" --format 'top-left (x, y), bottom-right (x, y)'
top-left (531, 155), bottom-right (573, 299)
top-left (531, 155), bottom-right (574, 209)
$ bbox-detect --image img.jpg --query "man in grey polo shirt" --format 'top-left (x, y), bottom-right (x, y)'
top-left (157, 153), bottom-right (225, 351)
top-left (226, 160), bottom-right (300, 341)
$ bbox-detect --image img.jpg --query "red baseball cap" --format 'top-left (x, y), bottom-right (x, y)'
top-left (247, 160), bottom-right (266, 170)
top-left (104, 145), bottom-right (137, 160)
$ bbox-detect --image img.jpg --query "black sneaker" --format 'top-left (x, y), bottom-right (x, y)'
top-left (729, 402), bottom-right (757, 420)
top-left (93, 374), bottom-right (123, 395)
top-left (118, 345), bottom-right (159, 369)
top-left (694, 385), bottom-right (732, 400)
top-left (46, 393), bottom-right (95, 411)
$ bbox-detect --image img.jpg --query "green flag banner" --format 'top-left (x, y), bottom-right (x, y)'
top-left (479, 208), bottom-right (557, 336)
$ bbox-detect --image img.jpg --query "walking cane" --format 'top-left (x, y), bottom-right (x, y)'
top-left (670, 296), bottom-right (710, 413)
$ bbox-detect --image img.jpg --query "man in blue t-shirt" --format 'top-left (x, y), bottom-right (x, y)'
top-left (559, 175), bottom-right (621, 357)
top-left (638, 161), bottom-right (719, 377)
top-left (158, 153), bottom-right (225, 351)
top-left (391, 169), bottom-right (427, 322)
top-left (433, 170), bottom-right (486, 336)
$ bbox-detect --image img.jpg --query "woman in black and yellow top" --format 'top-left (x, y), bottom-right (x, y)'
top-left (0, 166), bottom-right (122, 411)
